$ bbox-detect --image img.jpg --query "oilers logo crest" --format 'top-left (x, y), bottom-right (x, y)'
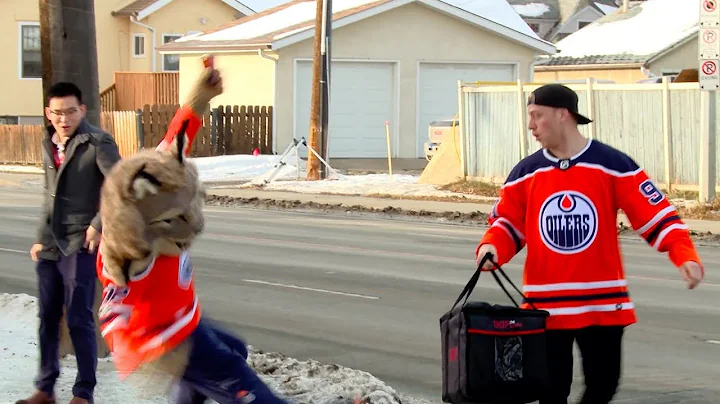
top-left (539, 190), bottom-right (598, 254)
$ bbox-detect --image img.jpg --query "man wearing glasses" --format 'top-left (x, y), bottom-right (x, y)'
top-left (17, 82), bottom-right (121, 404)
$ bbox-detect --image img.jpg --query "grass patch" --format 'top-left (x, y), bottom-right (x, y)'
top-left (676, 198), bottom-right (720, 220)
top-left (439, 180), bottom-right (501, 198)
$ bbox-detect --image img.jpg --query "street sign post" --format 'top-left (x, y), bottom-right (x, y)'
top-left (699, 0), bottom-right (720, 90)
top-left (699, 0), bottom-right (719, 203)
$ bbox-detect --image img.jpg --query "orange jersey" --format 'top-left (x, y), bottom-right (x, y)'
top-left (478, 140), bottom-right (702, 330)
top-left (96, 249), bottom-right (202, 378)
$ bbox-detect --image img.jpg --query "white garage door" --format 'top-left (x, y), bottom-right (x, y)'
top-left (416, 63), bottom-right (516, 157)
top-left (295, 60), bottom-right (395, 158)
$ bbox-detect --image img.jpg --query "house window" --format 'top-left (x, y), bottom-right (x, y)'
top-left (162, 34), bottom-right (183, 71)
top-left (133, 34), bottom-right (146, 58)
top-left (578, 21), bottom-right (591, 29)
top-left (19, 22), bottom-right (41, 79)
top-left (0, 116), bottom-right (19, 125)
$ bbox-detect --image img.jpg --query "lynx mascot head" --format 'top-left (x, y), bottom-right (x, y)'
top-left (99, 65), bottom-right (221, 286)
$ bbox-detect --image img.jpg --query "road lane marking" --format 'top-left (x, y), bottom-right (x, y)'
top-left (706, 340), bottom-right (720, 345)
top-left (242, 279), bottom-right (380, 300)
top-left (0, 247), bottom-right (26, 254)
top-left (205, 232), bottom-right (472, 264)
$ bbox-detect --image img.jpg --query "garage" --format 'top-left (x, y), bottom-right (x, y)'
top-left (416, 62), bottom-right (517, 157)
top-left (294, 60), bottom-right (397, 158)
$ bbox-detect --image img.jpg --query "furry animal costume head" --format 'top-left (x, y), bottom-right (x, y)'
top-left (98, 133), bottom-right (206, 286)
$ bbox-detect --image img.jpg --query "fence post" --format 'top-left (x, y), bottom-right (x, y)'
top-left (661, 76), bottom-right (673, 192)
top-left (699, 89), bottom-right (717, 203)
top-left (516, 79), bottom-right (528, 159)
top-left (135, 109), bottom-right (144, 150)
top-left (586, 78), bottom-right (595, 140)
top-left (211, 107), bottom-right (219, 156)
top-left (457, 79), bottom-right (467, 178)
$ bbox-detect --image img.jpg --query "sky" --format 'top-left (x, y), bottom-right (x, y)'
top-left (242, 0), bottom-right (292, 11)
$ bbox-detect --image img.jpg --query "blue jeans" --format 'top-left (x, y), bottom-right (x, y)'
top-left (34, 250), bottom-right (98, 400)
top-left (171, 319), bottom-right (291, 404)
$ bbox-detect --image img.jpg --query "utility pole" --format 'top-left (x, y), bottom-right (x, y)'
top-left (39, 0), bottom-right (107, 358)
top-left (319, 0), bottom-right (332, 179)
top-left (39, 0), bottom-right (101, 126)
top-left (306, 0), bottom-right (324, 180)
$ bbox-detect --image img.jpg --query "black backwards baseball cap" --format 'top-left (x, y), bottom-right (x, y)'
top-left (527, 84), bottom-right (592, 125)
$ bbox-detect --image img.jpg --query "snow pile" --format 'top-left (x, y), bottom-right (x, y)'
top-left (551, 0), bottom-right (698, 58)
top-left (248, 348), bottom-right (406, 404)
top-left (510, 3), bottom-right (551, 18)
top-left (244, 173), bottom-right (495, 201)
top-left (0, 164), bottom-right (43, 174)
top-left (0, 293), bottom-right (433, 404)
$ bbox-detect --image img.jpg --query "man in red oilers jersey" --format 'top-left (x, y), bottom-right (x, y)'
top-left (475, 84), bottom-right (705, 404)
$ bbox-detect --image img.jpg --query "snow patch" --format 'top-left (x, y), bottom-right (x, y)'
top-left (0, 164), bottom-right (43, 174)
top-left (0, 293), bottom-right (434, 404)
top-left (511, 3), bottom-right (551, 18)
top-left (241, 173), bottom-right (495, 202)
top-left (188, 154), bottom-right (301, 183)
top-left (552, 0), bottom-right (698, 58)
top-left (441, 0), bottom-right (542, 39)
top-left (179, 0), bottom-right (381, 43)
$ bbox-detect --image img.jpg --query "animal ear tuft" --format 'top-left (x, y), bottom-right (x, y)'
top-left (171, 119), bottom-right (191, 165)
top-left (130, 163), bottom-right (162, 200)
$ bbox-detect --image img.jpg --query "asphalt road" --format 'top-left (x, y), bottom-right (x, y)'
top-left (0, 177), bottom-right (719, 403)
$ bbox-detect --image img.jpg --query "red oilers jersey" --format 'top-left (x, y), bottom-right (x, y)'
top-left (96, 249), bottom-right (202, 378)
top-left (477, 140), bottom-right (702, 330)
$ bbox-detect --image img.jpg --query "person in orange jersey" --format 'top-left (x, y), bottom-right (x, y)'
top-left (475, 84), bottom-right (704, 404)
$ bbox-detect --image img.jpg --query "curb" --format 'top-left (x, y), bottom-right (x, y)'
top-left (205, 188), bottom-right (720, 235)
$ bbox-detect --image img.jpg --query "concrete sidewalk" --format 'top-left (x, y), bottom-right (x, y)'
top-left (207, 187), bottom-right (720, 234)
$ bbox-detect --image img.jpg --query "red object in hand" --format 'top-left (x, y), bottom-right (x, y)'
top-left (202, 54), bottom-right (214, 69)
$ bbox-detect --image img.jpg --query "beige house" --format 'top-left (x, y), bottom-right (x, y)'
top-left (2, 0), bottom-right (254, 124)
top-left (534, 0), bottom-right (698, 83)
top-left (159, 0), bottom-right (556, 159)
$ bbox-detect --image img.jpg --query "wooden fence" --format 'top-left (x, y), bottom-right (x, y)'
top-left (100, 111), bottom-right (138, 157)
top-left (111, 72), bottom-right (179, 111)
top-left (0, 125), bottom-right (45, 164)
top-left (0, 104), bottom-right (273, 165)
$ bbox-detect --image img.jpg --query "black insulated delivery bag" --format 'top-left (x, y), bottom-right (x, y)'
top-left (440, 253), bottom-right (551, 404)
